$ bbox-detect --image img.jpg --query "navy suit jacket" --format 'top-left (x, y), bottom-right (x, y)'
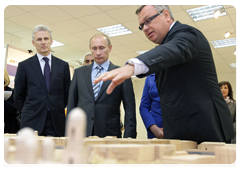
top-left (14, 54), bottom-right (70, 136)
top-left (137, 21), bottom-right (234, 144)
top-left (67, 62), bottom-right (136, 138)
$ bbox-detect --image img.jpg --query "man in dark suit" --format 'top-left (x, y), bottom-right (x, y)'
top-left (67, 34), bottom-right (136, 138)
top-left (94, 5), bottom-right (234, 144)
top-left (14, 24), bottom-right (70, 137)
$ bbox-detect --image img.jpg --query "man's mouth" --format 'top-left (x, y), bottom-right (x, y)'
top-left (148, 31), bottom-right (154, 37)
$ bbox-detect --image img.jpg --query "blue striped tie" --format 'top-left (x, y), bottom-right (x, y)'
top-left (93, 66), bottom-right (102, 100)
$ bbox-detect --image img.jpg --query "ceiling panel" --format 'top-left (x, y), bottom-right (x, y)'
top-left (7, 13), bottom-right (50, 29)
top-left (15, 5), bottom-right (48, 12)
top-left (4, 5), bottom-right (26, 18)
top-left (4, 20), bottom-right (28, 33)
top-left (29, 6), bottom-right (74, 24)
top-left (56, 5), bottom-right (102, 18)
top-left (106, 5), bottom-right (139, 23)
top-left (78, 12), bottom-right (119, 28)
top-left (54, 19), bottom-right (92, 33)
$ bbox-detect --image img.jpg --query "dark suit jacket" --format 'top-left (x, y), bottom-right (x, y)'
top-left (4, 86), bottom-right (19, 133)
top-left (14, 54), bottom-right (70, 136)
top-left (137, 21), bottom-right (234, 144)
top-left (67, 62), bottom-right (136, 138)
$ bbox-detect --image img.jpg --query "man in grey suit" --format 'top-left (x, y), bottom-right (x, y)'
top-left (94, 5), bottom-right (234, 144)
top-left (67, 34), bottom-right (136, 138)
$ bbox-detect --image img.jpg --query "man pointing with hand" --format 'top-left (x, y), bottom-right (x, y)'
top-left (94, 5), bottom-right (234, 144)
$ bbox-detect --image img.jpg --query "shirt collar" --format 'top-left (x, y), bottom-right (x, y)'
top-left (37, 53), bottom-right (52, 62)
top-left (169, 22), bottom-right (175, 31)
top-left (92, 60), bottom-right (110, 71)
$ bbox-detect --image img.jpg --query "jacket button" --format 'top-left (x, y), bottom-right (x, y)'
top-left (91, 117), bottom-right (94, 120)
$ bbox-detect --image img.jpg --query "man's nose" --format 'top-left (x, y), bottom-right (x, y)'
top-left (96, 49), bottom-right (101, 55)
top-left (143, 24), bottom-right (150, 31)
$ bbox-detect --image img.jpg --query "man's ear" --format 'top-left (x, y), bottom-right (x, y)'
top-left (32, 40), bottom-right (36, 47)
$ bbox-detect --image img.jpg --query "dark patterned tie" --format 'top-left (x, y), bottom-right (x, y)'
top-left (93, 66), bottom-right (102, 100)
top-left (43, 57), bottom-right (50, 91)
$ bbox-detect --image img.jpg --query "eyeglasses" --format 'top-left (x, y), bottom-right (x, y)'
top-left (85, 59), bottom-right (94, 63)
top-left (138, 10), bottom-right (164, 31)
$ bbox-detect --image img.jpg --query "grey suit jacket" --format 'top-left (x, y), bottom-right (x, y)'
top-left (136, 21), bottom-right (234, 144)
top-left (67, 62), bottom-right (136, 138)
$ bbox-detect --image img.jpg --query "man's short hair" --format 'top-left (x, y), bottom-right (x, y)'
top-left (135, 5), bottom-right (174, 21)
top-left (32, 24), bottom-right (52, 41)
top-left (89, 34), bottom-right (111, 48)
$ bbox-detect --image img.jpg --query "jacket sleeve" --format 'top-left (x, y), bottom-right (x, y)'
top-left (122, 78), bottom-right (137, 138)
top-left (137, 25), bottom-right (199, 77)
top-left (64, 63), bottom-right (71, 107)
top-left (139, 76), bottom-right (156, 129)
top-left (14, 62), bottom-right (26, 112)
top-left (66, 69), bottom-right (78, 116)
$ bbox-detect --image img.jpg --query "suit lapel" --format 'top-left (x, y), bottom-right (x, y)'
top-left (49, 55), bottom-right (58, 93)
top-left (95, 62), bottom-right (116, 100)
top-left (30, 55), bottom-right (48, 92)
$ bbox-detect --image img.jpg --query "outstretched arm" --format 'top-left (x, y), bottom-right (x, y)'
top-left (93, 64), bottom-right (134, 94)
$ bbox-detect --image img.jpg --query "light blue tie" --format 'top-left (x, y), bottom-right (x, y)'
top-left (93, 66), bottom-right (102, 100)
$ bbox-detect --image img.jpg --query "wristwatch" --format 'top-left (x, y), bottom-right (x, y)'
top-left (126, 60), bottom-right (134, 66)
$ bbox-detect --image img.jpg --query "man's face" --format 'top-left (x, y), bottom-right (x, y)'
top-left (90, 36), bottom-right (112, 65)
top-left (32, 30), bottom-right (53, 56)
top-left (83, 54), bottom-right (94, 65)
top-left (138, 5), bottom-right (171, 45)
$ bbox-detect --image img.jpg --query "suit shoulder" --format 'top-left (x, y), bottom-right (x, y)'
top-left (109, 62), bottom-right (120, 69)
top-left (18, 55), bottom-right (35, 65)
top-left (53, 56), bottom-right (68, 64)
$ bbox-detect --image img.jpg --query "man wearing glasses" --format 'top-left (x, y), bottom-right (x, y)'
top-left (94, 5), bottom-right (234, 144)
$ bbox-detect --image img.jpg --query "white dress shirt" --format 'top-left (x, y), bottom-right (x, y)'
top-left (126, 22), bottom-right (176, 75)
top-left (37, 53), bottom-right (52, 75)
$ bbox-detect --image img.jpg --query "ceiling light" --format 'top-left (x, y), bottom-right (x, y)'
top-left (210, 37), bottom-right (236, 48)
top-left (213, 6), bottom-right (235, 19)
top-left (234, 49), bottom-right (236, 55)
top-left (51, 40), bottom-right (65, 48)
top-left (229, 63), bottom-right (236, 68)
top-left (213, 8), bottom-right (226, 19)
top-left (136, 50), bottom-right (149, 55)
top-left (186, 5), bottom-right (226, 21)
top-left (97, 24), bottom-right (132, 37)
top-left (224, 31), bottom-right (235, 38)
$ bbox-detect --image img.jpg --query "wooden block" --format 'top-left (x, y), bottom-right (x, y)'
top-left (175, 150), bottom-right (188, 155)
top-left (151, 138), bottom-right (171, 144)
top-left (199, 142), bottom-right (225, 152)
top-left (169, 139), bottom-right (182, 151)
top-left (215, 145), bottom-right (236, 164)
top-left (180, 140), bottom-right (197, 150)
top-left (162, 154), bottom-right (216, 164)
top-left (128, 139), bottom-right (151, 145)
top-left (87, 144), bottom-right (155, 164)
top-left (149, 144), bottom-right (176, 163)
